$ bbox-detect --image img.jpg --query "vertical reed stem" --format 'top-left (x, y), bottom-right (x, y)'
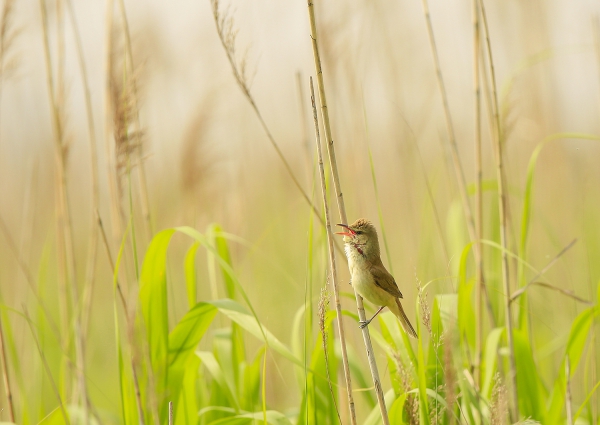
top-left (0, 316), bottom-right (14, 422)
top-left (419, 0), bottom-right (476, 244)
top-left (117, 0), bottom-right (153, 238)
top-left (472, 0), bottom-right (484, 388)
top-left (310, 77), bottom-right (357, 425)
top-left (306, 2), bottom-right (389, 423)
top-left (566, 356), bottom-right (573, 425)
top-left (39, 0), bottom-right (88, 408)
top-left (478, 0), bottom-right (519, 419)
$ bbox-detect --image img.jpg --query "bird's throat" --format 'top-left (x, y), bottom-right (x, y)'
top-left (348, 242), bottom-right (366, 258)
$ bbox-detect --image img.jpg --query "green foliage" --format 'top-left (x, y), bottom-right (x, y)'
top-left (10, 138), bottom-right (600, 425)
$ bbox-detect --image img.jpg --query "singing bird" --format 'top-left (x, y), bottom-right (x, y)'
top-left (336, 218), bottom-right (417, 338)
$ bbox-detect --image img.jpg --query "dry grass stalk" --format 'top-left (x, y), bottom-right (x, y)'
top-left (24, 309), bottom-right (70, 425)
top-left (116, 0), bottom-right (153, 238)
top-left (63, 0), bottom-right (102, 419)
top-left (39, 0), bottom-right (90, 411)
top-left (110, 37), bottom-right (144, 204)
top-left (0, 4), bottom-right (19, 418)
top-left (97, 213), bottom-right (146, 424)
top-left (490, 373), bottom-right (508, 425)
top-left (418, 0), bottom-right (476, 244)
top-left (102, 9), bottom-right (145, 420)
top-left (417, 276), bottom-right (432, 335)
top-left (295, 72), bottom-right (312, 182)
top-left (65, 0), bottom-right (100, 321)
top-left (510, 239), bottom-right (579, 303)
top-left (0, 315), bottom-right (14, 421)
top-left (318, 286), bottom-right (342, 423)
top-left (477, 0), bottom-right (518, 418)
top-left (421, 0), bottom-right (496, 384)
top-left (394, 353), bottom-right (418, 425)
top-left (443, 332), bottom-right (457, 425)
top-left (311, 77), bottom-right (356, 425)
top-left (566, 356), bottom-right (573, 425)
top-left (209, 0), bottom-right (328, 234)
top-left (306, 1), bottom-right (389, 423)
top-left (472, 0), bottom-right (484, 389)
top-left (103, 0), bottom-right (125, 250)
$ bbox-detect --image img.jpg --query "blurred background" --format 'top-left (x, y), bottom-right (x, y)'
top-left (1, 0), bottom-right (600, 423)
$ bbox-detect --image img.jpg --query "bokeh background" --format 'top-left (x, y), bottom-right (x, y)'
top-left (1, 0), bottom-right (600, 423)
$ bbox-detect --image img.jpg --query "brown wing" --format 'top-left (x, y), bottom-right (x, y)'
top-left (369, 258), bottom-right (403, 299)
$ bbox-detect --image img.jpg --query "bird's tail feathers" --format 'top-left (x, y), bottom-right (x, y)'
top-left (393, 298), bottom-right (417, 338)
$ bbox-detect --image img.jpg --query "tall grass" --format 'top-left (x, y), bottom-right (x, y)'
top-left (0, 0), bottom-right (599, 424)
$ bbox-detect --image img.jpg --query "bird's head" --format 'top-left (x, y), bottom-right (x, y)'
top-left (336, 218), bottom-right (380, 257)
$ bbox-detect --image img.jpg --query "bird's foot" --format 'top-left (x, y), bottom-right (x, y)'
top-left (358, 319), bottom-right (371, 329)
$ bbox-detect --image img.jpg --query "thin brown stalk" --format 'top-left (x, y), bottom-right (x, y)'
top-left (318, 287), bottom-right (342, 423)
top-left (472, 0), bottom-right (484, 388)
top-left (97, 213), bottom-right (145, 424)
top-left (104, 0), bottom-right (124, 250)
top-left (477, 0), bottom-right (518, 419)
top-left (209, 0), bottom-right (330, 236)
top-left (39, 0), bottom-right (70, 341)
top-left (419, 0), bottom-right (476, 244)
top-left (64, 0), bottom-right (100, 337)
top-left (39, 0), bottom-right (88, 408)
top-left (168, 401), bottom-right (173, 425)
top-left (296, 71), bottom-right (313, 182)
top-left (24, 309), bottom-right (70, 425)
top-left (311, 77), bottom-right (356, 425)
top-left (0, 315), bottom-right (14, 422)
top-left (566, 356), bottom-right (573, 425)
top-left (490, 373), bottom-right (508, 425)
top-left (306, 2), bottom-right (389, 423)
top-left (512, 282), bottom-right (591, 305)
top-left (510, 238), bottom-right (578, 303)
top-left (116, 0), bottom-right (153, 238)
top-left (421, 0), bottom-right (495, 379)
top-left (0, 215), bottom-right (61, 339)
top-left (64, 1), bottom-right (100, 419)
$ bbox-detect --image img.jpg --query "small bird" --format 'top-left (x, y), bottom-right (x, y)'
top-left (336, 218), bottom-right (417, 338)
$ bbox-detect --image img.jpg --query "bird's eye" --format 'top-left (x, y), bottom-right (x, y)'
top-left (355, 230), bottom-right (363, 235)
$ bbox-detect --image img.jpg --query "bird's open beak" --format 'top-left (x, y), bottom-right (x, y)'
top-left (335, 223), bottom-right (355, 237)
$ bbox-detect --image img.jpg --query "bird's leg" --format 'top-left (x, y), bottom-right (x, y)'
top-left (359, 306), bottom-right (386, 329)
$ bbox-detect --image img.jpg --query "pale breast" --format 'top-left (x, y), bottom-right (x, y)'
top-left (346, 244), bottom-right (392, 307)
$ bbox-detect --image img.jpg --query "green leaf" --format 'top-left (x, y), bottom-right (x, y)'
top-left (168, 302), bottom-right (218, 412)
top-left (207, 410), bottom-right (293, 425)
top-left (184, 242), bottom-right (200, 309)
top-left (518, 133), bottom-right (600, 331)
top-left (197, 350), bottom-right (241, 410)
top-left (547, 306), bottom-right (598, 422)
top-left (457, 242), bottom-right (476, 348)
top-left (209, 299), bottom-right (303, 368)
top-left (174, 355), bottom-right (201, 425)
top-left (416, 307), bottom-right (430, 425)
top-left (169, 303), bottom-right (218, 368)
top-left (240, 346), bottom-right (264, 411)
top-left (481, 327), bottom-right (504, 397)
top-left (363, 389), bottom-right (396, 425)
top-left (388, 393), bottom-right (407, 424)
top-left (513, 328), bottom-right (546, 421)
top-left (113, 222), bottom-right (138, 425)
top-left (139, 228), bottom-right (176, 397)
top-left (211, 224), bottom-right (236, 299)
